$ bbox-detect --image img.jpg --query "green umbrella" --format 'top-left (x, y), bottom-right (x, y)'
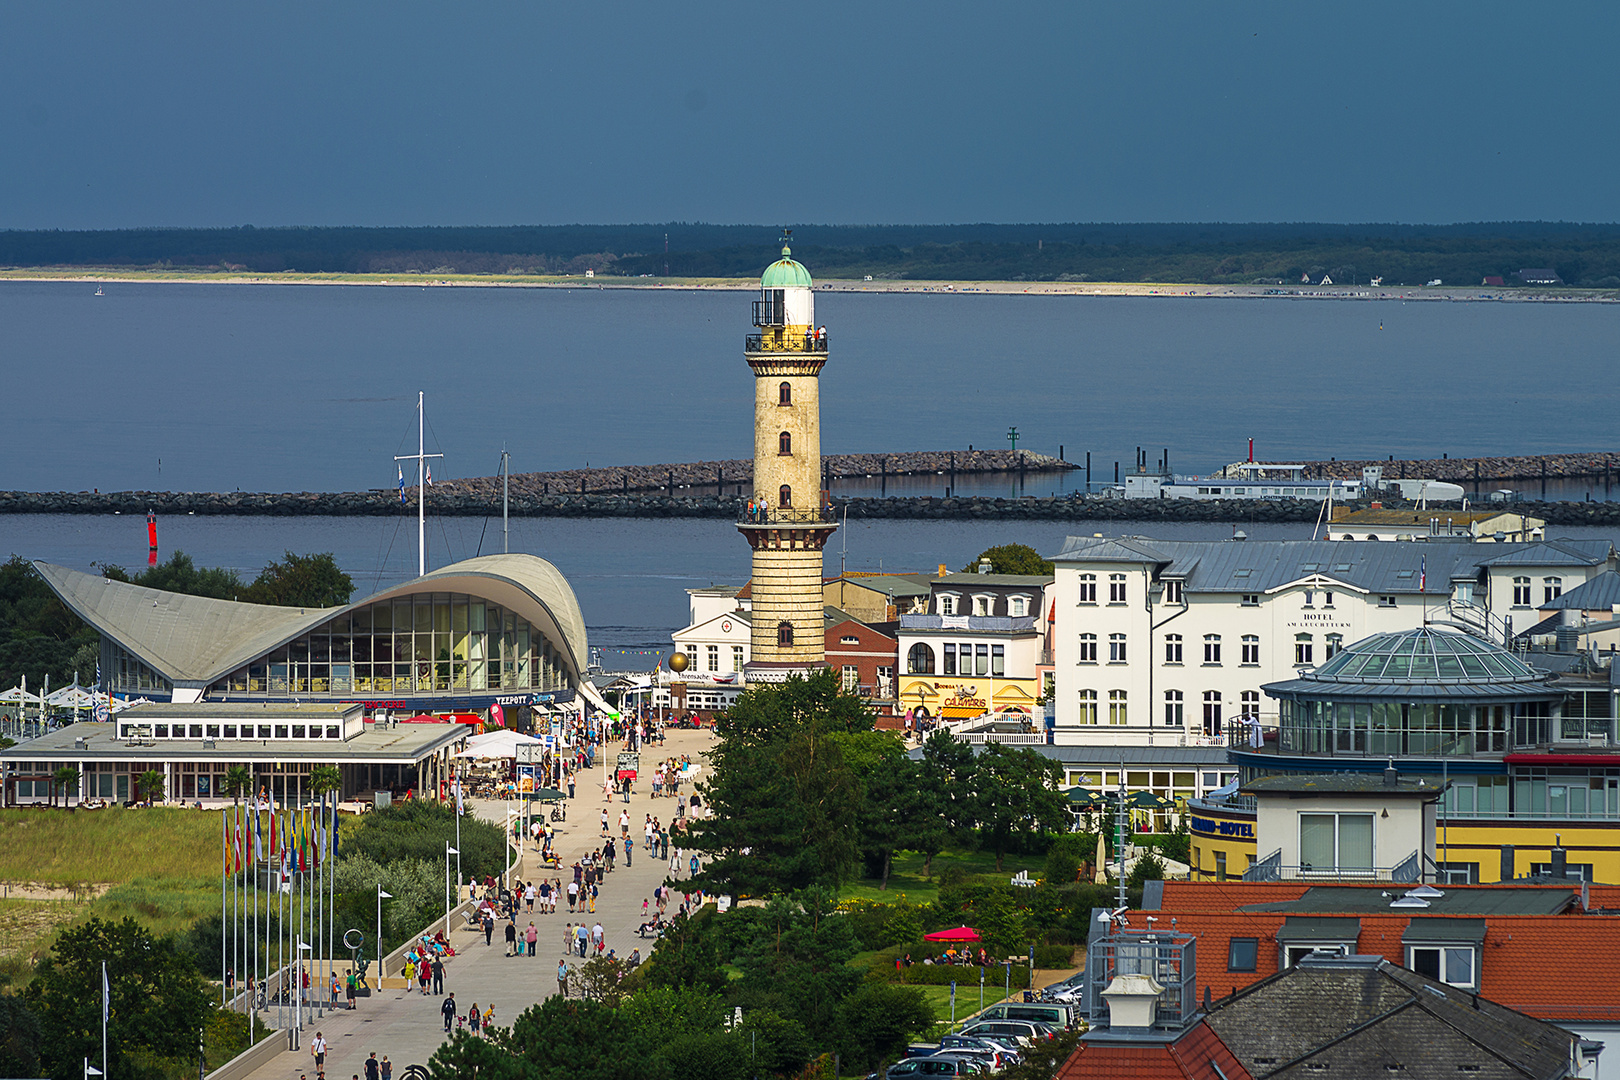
top-left (529, 787), bottom-right (567, 801)
top-left (1123, 789), bottom-right (1176, 810)
top-left (1061, 786), bottom-right (1107, 809)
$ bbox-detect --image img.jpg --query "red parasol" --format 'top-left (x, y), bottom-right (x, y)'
top-left (923, 926), bottom-right (982, 942)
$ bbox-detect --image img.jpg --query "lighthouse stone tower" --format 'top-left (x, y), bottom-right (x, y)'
top-left (739, 244), bottom-right (837, 681)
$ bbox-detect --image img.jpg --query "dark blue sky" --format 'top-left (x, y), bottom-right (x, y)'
top-left (3, 2), bottom-right (1615, 229)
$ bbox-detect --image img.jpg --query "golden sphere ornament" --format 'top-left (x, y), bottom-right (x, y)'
top-left (668, 651), bottom-right (689, 672)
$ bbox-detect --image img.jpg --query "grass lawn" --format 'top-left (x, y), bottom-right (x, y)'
top-left (0, 807), bottom-right (226, 969)
top-left (840, 849), bottom-right (1047, 906)
top-left (0, 807), bottom-right (221, 884)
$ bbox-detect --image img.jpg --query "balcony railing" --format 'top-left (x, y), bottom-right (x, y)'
top-left (1244, 848), bottom-right (1428, 883)
top-left (900, 614), bottom-right (1036, 632)
top-left (745, 332), bottom-right (828, 353)
top-left (737, 506), bottom-right (840, 526)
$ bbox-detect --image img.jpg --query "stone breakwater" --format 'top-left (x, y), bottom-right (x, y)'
top-left (1220, 451), bottom-right (1620, 484)
top-left (438, 449), bottom-right (1071, 498)
top-left (6, 490), bottom-right (1620, 526)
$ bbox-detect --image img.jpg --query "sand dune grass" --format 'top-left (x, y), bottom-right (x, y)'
top-left (0, 807), bottom-right (221, 885)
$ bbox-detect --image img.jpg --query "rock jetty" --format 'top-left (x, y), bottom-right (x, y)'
top-left (1221, 451), bottom-right (1620, 486)
top-left (5, 489), bottom-right (1620, 526)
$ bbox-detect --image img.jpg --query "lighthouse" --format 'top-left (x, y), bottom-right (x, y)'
top-left (739, 240), bottom-right (837, 680)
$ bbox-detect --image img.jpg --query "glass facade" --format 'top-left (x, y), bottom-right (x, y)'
top-left (109, 644), bottom-right (171, 694)
top-left (209, 593), bottom-right (573, 698)
top-left (1276, 698), bottom-right (1524, 756)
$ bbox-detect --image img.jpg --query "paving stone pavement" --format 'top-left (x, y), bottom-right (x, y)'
top-left (234, 726), bottom-right (719, 1080)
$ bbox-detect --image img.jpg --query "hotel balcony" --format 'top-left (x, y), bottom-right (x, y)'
top-left (900, 614), bottom-right (1037, 632)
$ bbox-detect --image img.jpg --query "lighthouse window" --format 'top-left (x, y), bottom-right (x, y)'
top-left (777, 622), bottom-right (794, 647)
top-left (779, 431), bottom-right (792, 456)
top-left (778, 382), bottom-right (792, 406)
top-left (778, 485), bottom-right (792, 508)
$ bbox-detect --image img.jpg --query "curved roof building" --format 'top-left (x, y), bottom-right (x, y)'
top-left (34, 554), bottom-right (589, 711)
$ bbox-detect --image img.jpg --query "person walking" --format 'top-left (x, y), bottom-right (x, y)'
top-left (575, 922), bottom-right (589, 957)
top-left (563, 922), bottom-right (574, 955)
top-left (567, 879), bottom-right (579, 913)
top-left (442, 993), bottom-right (457, 1032)
top-left (587, 882), bottom-right (597, 914)
top-left (431, 956), bottom-right (445, 995)
top-left (624, 835), bottom-right (633, 867)
top-left (467, 1002), bottom-right (480, 1037)
top-left (381, 1057), bottom-right (392, 1080)
top-left (310, 1031), bottom-right (328, 1074)
top-left (365, 1053), bottom-right (380, 1080)
top-left (525, 921), bottom-right (537, 956)
top-left (504, 919), bottom-right (517, 957)
top-left (600, 807), bottom-right (609, 833)
top-left (482, 910), bottom-right (495, 947)
top-left (345, 968), bottom-right (358, 1009)
top-left (556, 958), bottom-right (568, 997)
top-left (417, 959), bottom-right (430, 995)
top-left (591, 921), bottom-right (604, 956)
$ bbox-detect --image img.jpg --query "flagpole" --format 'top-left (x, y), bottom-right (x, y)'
top-left (220, 810), bottom-right (227, 1006)
top-left (418, 391), bottom-right (425, 576)
top-left (101, 959), bottom-right (108, 1079)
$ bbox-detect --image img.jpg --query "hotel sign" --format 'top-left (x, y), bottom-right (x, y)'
top-left (1190, 814), bottom-right (1255, 840)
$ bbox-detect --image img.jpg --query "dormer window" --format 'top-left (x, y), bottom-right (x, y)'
top-left (972, 594), bottom-right (994, 617)
top-left (1163, 580), bottom-right (1184, 604)
top-left (1009, 595), bottom-right (1029, 617)
top-left (938, 594), bottom-right (959, 616)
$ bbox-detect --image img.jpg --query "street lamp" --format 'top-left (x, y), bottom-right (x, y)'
top-left (376, 886), bottom-right (393, 979)
top-left (444, 843), bottom-right (460, 938)
top-left (295, 941), bottom-right (311, 1039)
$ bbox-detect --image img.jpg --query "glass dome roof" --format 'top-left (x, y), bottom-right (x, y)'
top-left (1306, 627), bottom-right (1542, 684)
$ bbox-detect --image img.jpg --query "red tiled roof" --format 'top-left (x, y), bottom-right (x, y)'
top-left (1054, 1022), bottom-right (1253, 1080)
top-left (1150, 898), bottom-right (1620, 1022)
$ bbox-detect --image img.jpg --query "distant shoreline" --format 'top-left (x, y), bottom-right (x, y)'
top-left (1, 268), bottom-right (1615, 303)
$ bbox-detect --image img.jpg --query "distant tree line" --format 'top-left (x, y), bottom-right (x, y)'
top-left (7, 222), bottom-right (1620, 286)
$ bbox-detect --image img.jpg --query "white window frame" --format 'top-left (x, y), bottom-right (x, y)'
top-left (1241, 635), bottom-right (1260, 666)
top-left (972, 594), bottom-right (994, 617)
top-left (1512, 576), bottom-right (1531, 607)
top-left (1009, 594), bottom-right (1030, 617)
top-left (1078, 575), bottom-right (1097, 604)
top-left (1163, 579), bottom-right (1184, 604)
top-left (1165, 634), bottom-right (1183, 664)
top-left (1108, 633), bottom-right (1127, 663)
top-left (1544, 576), bottom-right (1563, 603)
top-left (1203, 634), bottom-right (1222, 666)
top-left (938, 593), bottom-right (960, 616)
top-left (1108, 690), bottom-right (1127, 725)
top-left (1164, 689), bottom-right (1184, 727)
top-left (1108, 574), bottom-right (1128, 604)
top-left (1078, 634), bottom-right (1097, 664)
top-left (1077, 689), bottom-right (1098, 724)
top-left (1405, 944), bottom-right (1477, 989)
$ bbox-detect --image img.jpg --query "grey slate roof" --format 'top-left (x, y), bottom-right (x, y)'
top-left (1237, 885), bottom-right (1576, 916)
top-left (35, 553), bottom-right (590, 689)
top-left (1047, 536), bottom-right (1615, 597)
top-left (1540, 570), bottom-right (1620, 611)
top-left (1280, 915), bottom-right (1361, 941)
top-left (905, 743), bottom-right (1228, 765)
top-left (1204, 956), bottom-right (1576, 1080)
top-left (0, 720), bottom-right (462, 765)
top-left (935, 572), bottom-right (1053, 587)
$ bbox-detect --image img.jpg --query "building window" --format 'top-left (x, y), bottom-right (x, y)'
top-left (1163, 580), bottom-right (1183, 604)
top-left (1302, 590), bottom-right (1314, 608)
top-left (778, 381), bottom-right (792, 405)
top-left (1203, 691), bottom-right (1222, 737)
top-left (1241, 635), bottom-right (1260, 665)
top-left (707, 645), bottom-right (719, 672)
top-left (1407, 946), bottom-right (1476, 989)
top-left (1240, 690), bottom-right (1260, 719)
top-left (1294, 633), bottom-right (1313, 666)
top-left (907, 643), bottom-right (934, 674)
top-left (778, 484), bottom-right (791, 508)
top-left (1379, 595), bottom-right (1396, 607)
top-left (1299, 812), bottom-right (1373, 873)
top-left (1164, 690), bottom-right (1183, 727)
top-left (1322, 590), bottom-right (1334, 608)
top-left (1203, 634), bottom-right (1222, 665)
top-left (1108, 690), bottom-right (1128, 725)
top-left (1165, 634), bottom-right (1183, 664)
top-left (975, 644), bottom-right (990, 676)
top-left (1078, 689), bottom-right (1097, 724)
top-left (973, 595), bottom-right (993, 616)
top-left (1108, 574), bottom-right (1127, 604)
top-left (1078, 574), bottom-right (1097, 604)
top-left (1512, 576), bottom-right (1531, 607)
top-left (778, 431), bottom-right (792, 455)
top-left (1078, 634), bottom-right (1097, 663)
top-left (841, 665), bottom-right (859, 692)
top-left (1530, 861), bottom-right (1595, 881)
top-left (1108, 633), bottom-right (1127, 663)
top-left (1544, 577), bottom-right (1563, 603)
top-left (939, 594), bottom-right (957, 616)
top-left (1325, 633), bottom-right (1344, 659)
top-left (732, 645), bottom-right (744, 671)
top-left (1241, 594), bottom-right (1259, 606)
top-left (991, 644), bottom-right (1005, 677)
top-left (1009, 595), bottom-right (1029, 617)
top-left (777, 622), bottom-right (794, 647)
top-left (1227, 938), bottom-right (1258, 971)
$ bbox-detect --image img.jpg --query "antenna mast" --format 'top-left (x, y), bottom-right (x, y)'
top-left (394, 391), bottom-right (444, 577)
top-left (501, 447), bottom-right (511, 554)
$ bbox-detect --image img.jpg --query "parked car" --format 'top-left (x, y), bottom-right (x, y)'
top-left (960, 1019), bottom-right (1053, 1046)
top-left (879, 1057), bottom-right (984, 1077)
top-left (929, 1048), bottom-right (1010, 1072)
top-left (975, 1001), bottom-right (1075, 1030)
top-left (939, 1034), bottom-right (1022, 1065)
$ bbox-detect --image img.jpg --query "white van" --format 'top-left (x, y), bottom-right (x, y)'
top-left (975, 1001), bottom-right (1074, 1030)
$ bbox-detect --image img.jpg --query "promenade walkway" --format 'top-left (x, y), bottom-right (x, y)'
top-left (234, 726), bottom-right (718, 1080)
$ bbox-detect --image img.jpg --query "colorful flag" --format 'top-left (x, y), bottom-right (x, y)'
top-left (330, 801), bottom-right (340, 859)
top-left (1420, 555), bottom-right (1427, 593)
top-left (398, 465), bottom-right (407, 504)
top-left (102, 961), bottom-right (110, 1026)
top-left (269, 800), bottom-right (278, 855)
top-left (426, 463), bottom-right (434, 486)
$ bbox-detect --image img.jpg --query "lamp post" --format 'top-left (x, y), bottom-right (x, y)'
top-left (376, 886), bottom-right (392, 979)
top-left (444, 843), bottom-right (460, 939)
top-left (294, 940), bottom-right (311, 1040)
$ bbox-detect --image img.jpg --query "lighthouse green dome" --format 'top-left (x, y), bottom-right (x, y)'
top-left (761, 246), bottom-right (813, 288)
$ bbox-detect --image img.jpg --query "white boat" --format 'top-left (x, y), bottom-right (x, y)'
top-left (94, 286), bottom-right (104, 296)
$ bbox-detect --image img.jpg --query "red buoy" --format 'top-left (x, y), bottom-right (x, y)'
top-left (147, 511), bottom-right (158, 565)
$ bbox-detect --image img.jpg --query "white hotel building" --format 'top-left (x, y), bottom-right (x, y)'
top-left (1048, 535), bottom-right (1617, 749)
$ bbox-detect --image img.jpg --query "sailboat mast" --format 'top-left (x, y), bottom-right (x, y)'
top-left (502, 448), bottom-right (510, 554)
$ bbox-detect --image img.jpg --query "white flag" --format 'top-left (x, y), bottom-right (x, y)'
top-left (102, 960), bottom-right (109, 1025)
top-left (426, 464), bottom-right (434, 486)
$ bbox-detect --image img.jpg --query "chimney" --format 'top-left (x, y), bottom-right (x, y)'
top-left (1101, 973), bottom-right (1165, 1030)
top-left (937, 563), bottom-right (947, 578)
top-left (1551, 838), bottom-right (1568, 880)
top-left (978, 558), bottom-right (992, 575)
top-left (1500, 844), bottom-right (1516, 882)
top-left (1384, 763), bottom-right (1399, 788)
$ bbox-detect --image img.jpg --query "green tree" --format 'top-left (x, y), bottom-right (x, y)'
top-left (972, 744), bottom-right (1065, 871)
top-left (27, 917), bottom-right (212, 1080)
top-left (136, 768), bottom-right (166, 805)
top-left (730, 888), bottom-right (864, 1055)
top-left (223, 765), bottom-right (252, 805)
top-left (308, 764), bottom-right (342, 799)
top-left (997, 1027), bottom-right (1081, 1080)
top-left (240, 552), bottom-right (354, 608)
top-left (52, 766), bottom-right (80, 808)
top-left (962, 543), bottom-right (1054, 577)
top-left (340, 800), bottom-right (505, 883)
top-left (687, 672), bottom-right (868, 895)
top-left (113, 551), bottom-right (245, 600)
top-left (642, 910), bottom-right (727, 995)
top-left (0, 993), bottom-right (40, 1080)
top-left (859, 754), bottom-right (924, 891)
top-left (837, 981), bottom-right (935, 1071)
top-left (1043, 831), bottom-right (1091, 886)
top-left (0, 556), bottom-right (101, 692)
